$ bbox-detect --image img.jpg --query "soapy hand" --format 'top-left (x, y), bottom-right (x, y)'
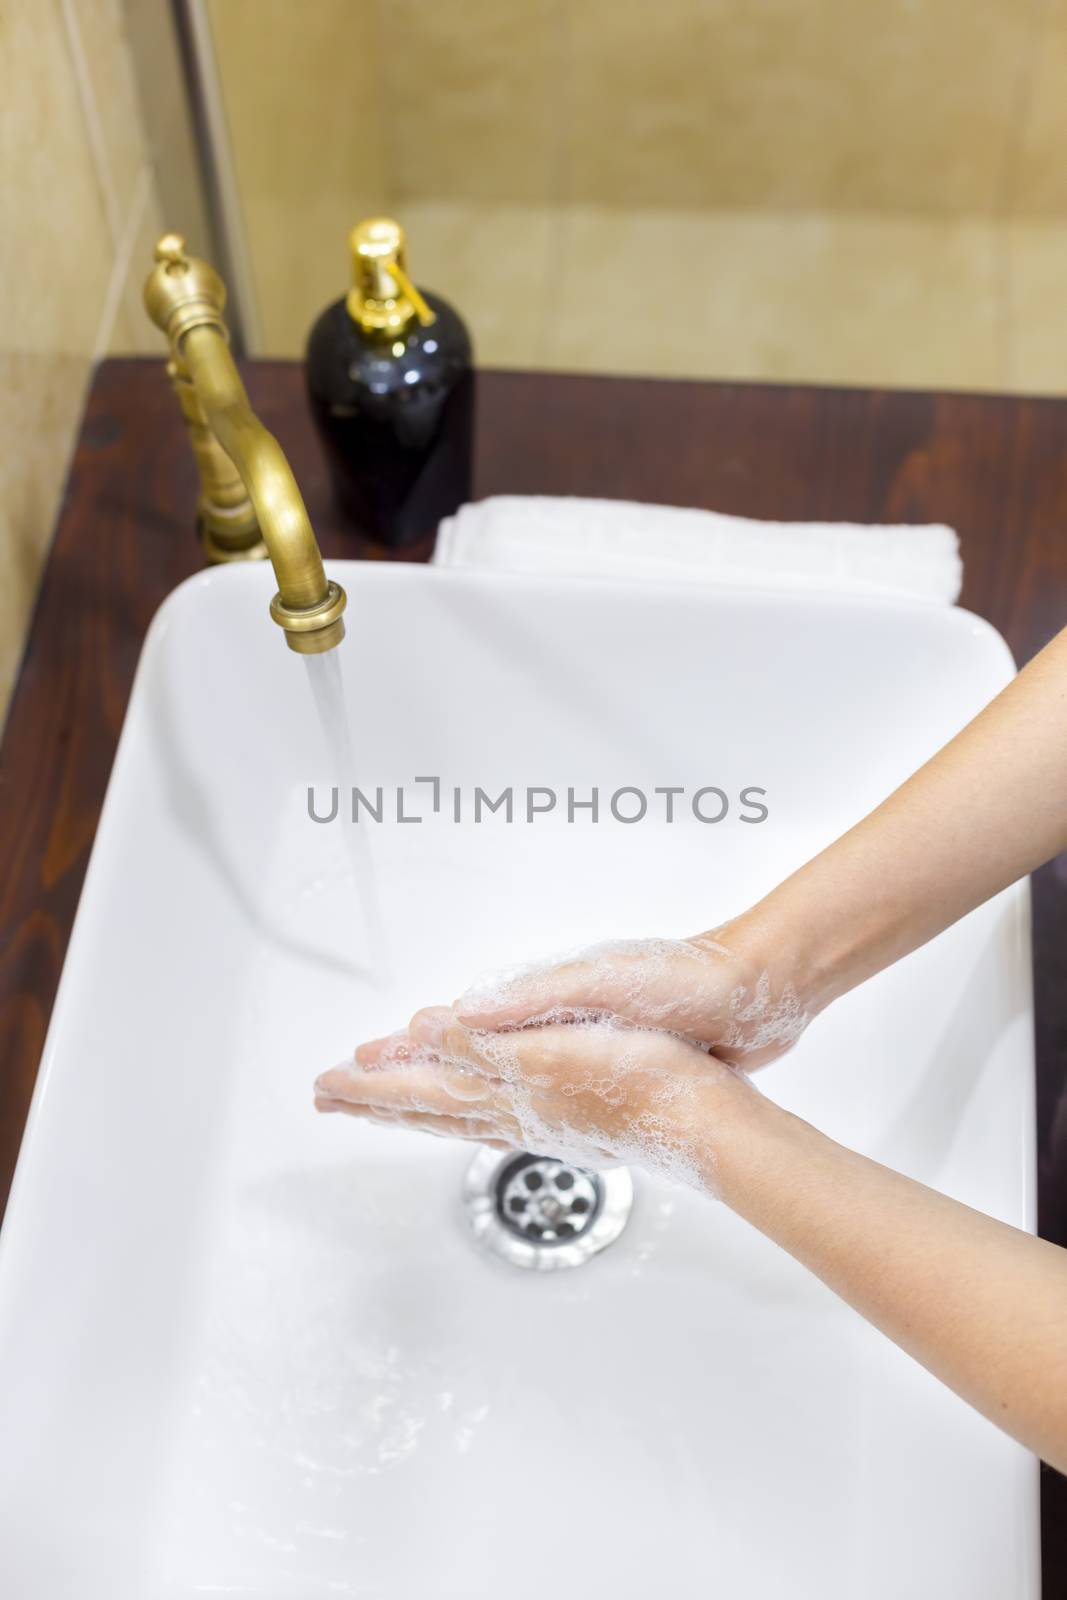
top-left (452, 926), bottom-right (811, 1071)
top-left (315, 1006), bottom-right (756, 1192)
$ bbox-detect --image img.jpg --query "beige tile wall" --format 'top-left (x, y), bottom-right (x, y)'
top-left (1017, 0), bottom-right (1067, 216)
top-left (374, 0), bottom-right (563, 208)
top-left (566, 0), bottom-right (1012, 213)
top-left (204, 0), bottom-right (1067, 396)
top-left (380, 0), bottom-right (1036, 216)
top-left (0, 0), bottom-right (172, 727)
top-left (205, 0), bottom-right (388, 354)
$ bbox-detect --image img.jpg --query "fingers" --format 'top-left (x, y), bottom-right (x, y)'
top-left (316, 1096), bottom-right (518, 1149)
top-left (352, 1030), bottom-right (419, 1069)
top-left (316, 1011), bottom-right (730, 1177)
top-left (315, 1022), bottom-right (601, 1145)
top-left (328, 1014), bottom-right (707, 1116)
top-left (354, 1006), bottom-right (470, 1063)
top-left (453, 938), bottom-right (722, 1039)
top-left (346, 1012), bottom-right (560, 1091)
top-left (315, 1036), bottom-right (510, 1118)
top-left (316, 1065), bottom-right (496, 1116)
top-left (455, 954), bottom-right (611, 1029)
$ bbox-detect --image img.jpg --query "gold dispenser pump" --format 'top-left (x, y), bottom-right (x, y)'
top-left (143, 234), bottom-right (346, 654)
top-left (346, 218), bottom-right (436, 335)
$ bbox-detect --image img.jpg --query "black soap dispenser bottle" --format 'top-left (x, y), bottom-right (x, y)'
top-left (305, 217), bottom-right (474, 549)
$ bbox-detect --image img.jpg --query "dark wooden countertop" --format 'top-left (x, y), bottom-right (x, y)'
top-left (2, 358), bottom-right (1065, 1572)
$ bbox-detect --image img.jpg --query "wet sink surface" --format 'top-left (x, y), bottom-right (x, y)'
top-left (0, 562), bottom-right (1037, 1596)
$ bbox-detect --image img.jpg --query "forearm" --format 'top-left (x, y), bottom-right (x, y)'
top-left (728, 624), bottom-right (1067, 1012)
top-left (701, 1076), bottom-right (1067, 1470)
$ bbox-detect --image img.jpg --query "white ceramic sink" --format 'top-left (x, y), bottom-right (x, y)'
top-left (0, 561), bottom-right (1037, 1597)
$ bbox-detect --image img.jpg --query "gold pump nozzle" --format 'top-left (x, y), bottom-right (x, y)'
top-left (143, 234), bottom-right (346, 654)
top-left (346, 217), bottom-right (435, 335)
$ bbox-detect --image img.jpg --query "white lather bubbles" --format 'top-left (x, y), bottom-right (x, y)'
top-left (456, 933), bottom-right (810, 1062)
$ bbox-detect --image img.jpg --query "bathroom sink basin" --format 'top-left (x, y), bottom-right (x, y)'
top-left (0, 561), bottom-right (1037, 1597)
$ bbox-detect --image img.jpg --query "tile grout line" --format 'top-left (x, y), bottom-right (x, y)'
top-left (536, 1), bottom-right (574, 368)
top-left (367, 0), bottom-right (396, 206)
top-left (57, 0), bottom-right (124, 250)
top-left (183, 0), bottom-right (265, 352)
top-left (93, 166), bottom-right (153, 362)
top-left (990, 0), bottom-right (1055, 390)
top-left (990, 219), bottom-right (1013, 392)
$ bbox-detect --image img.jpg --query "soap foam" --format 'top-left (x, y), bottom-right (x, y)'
top-left (458, 934), bottom-right (809, 1061)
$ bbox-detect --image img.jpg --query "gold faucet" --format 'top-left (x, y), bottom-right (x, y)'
top-left (143, 234), bottom-right (346, 653)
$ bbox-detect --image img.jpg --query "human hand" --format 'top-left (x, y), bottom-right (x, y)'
top-left (315, 1006), bottom-right (758, 1192)
top-left (451, 922), bottom-right (811, 1071)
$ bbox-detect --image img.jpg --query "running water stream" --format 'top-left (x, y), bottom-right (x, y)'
top-left (303, 649), bottom-right (389, 982)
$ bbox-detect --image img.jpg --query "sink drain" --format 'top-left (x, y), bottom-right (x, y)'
top-left (463, 1148), bottom-right (633, 1271)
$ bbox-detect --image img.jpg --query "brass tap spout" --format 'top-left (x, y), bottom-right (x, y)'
top-left (143, 234), bottom-right (346, 654)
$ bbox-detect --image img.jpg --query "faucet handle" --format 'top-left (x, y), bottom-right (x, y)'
top-left (144, 233), bottom-right (228, 347)
top-left (154, 232), bottom-right (190, 268)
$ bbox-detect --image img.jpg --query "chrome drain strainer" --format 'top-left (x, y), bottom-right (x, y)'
top-left (463, 1148), bottom-right (633, 1271)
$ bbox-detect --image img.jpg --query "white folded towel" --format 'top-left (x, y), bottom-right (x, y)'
top-left (433, 495), bottom-right (962, 605)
